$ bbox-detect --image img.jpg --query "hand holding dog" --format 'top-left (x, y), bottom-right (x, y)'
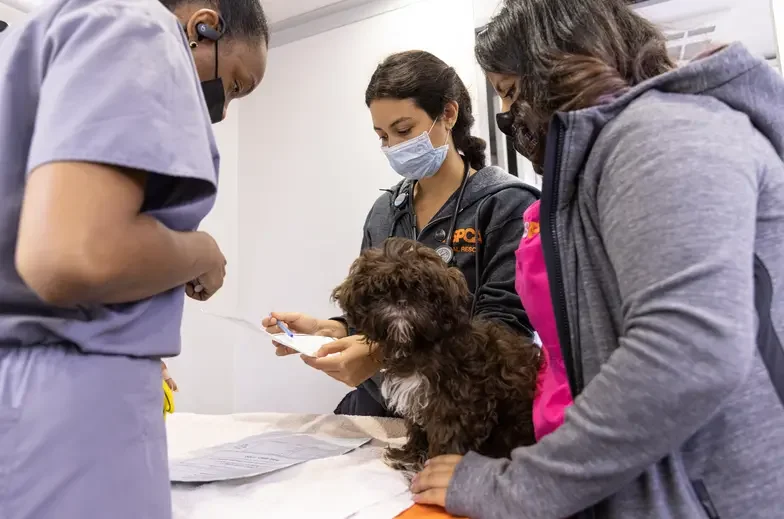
top-left (410, 455), bottom-right (463, 508)
top-left (301, 335), bottom-right (381, 387)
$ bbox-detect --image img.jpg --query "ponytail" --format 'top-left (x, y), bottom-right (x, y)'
top-left (452, 82), bottom-right (487, 170)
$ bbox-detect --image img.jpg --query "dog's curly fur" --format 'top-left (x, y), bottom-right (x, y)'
top-left (331, 238), bottom-right (540, 473)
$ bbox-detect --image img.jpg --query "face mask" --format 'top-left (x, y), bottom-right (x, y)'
top-left (200, 40), bottom-right (225, 124)
top-left (382, 119), bottom-right (449, 181)
top-left (496, 110), bottom-right (542, 171)
top-left (496, 111), bottom-right (515, 137)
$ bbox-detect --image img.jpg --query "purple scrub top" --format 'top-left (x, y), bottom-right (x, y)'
top-left (0, 0), bottom-right (220, 357)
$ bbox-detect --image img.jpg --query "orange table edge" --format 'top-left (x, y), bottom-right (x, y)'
top-left (396, 504), bottom-right (466, 519)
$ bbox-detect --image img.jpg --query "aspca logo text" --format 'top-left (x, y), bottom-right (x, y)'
top-left (452, 228), bottom-right (482, 245)
top-left (452, 228), bottom-right (482, 254)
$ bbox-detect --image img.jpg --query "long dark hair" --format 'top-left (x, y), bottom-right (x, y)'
top-left (476, 0), bottom-right (673, 164)
top-left (365, 51), bottom-right (487, 170)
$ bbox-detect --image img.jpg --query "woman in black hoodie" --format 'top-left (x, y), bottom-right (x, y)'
top-left (265, 50), bottom-right (538, 416)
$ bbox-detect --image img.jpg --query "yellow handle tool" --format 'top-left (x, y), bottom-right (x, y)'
top-left (163, 379), bottom-right (175, 419)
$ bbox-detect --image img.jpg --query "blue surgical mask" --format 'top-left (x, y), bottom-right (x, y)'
top-left (382, 119), bottom-right (449, 180)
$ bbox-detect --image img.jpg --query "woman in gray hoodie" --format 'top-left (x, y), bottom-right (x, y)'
top-left (412, 0), bottom-right (784, 518)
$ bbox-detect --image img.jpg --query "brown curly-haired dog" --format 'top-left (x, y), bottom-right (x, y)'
top-left (331, 237), bottom-right (540, 473)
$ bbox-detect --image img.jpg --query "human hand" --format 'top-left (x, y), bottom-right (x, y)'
top-left (410, 455), bottom-right (463, 507)
top-left (186, 232), bottom-right (226, 301)
top-left (262, 312), bottom-right (348, 356)
top-left (300, 335), bottom-right (381, 387)
top-left (161, 361), bottom-right (178, 392)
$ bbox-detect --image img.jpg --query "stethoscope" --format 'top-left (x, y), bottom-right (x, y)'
top-left (389, 158), bottom-right (471, 266)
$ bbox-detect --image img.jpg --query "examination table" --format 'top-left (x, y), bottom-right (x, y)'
top-left (167, 412), bottom-right (459, 519)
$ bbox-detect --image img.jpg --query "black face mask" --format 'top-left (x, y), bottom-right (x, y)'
top-left (495, 110), bottom-right (542, 168)
top-left (201, 39), bottom-right (225, 124)
top-left (496, 111), bottom-right (515, 138)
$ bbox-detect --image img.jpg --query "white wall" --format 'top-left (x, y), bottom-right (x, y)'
top-left (233, 0), bottom-right (478, 414)
top-left (773, 0), bottom-right (784, 68)
top-left (0, 2), bottom-right (25, 23)
top-left (473, 0), bottom-right (501, 27)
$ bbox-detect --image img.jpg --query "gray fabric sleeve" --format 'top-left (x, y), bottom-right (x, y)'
top-left (447, 100), bottom-right (759, 518)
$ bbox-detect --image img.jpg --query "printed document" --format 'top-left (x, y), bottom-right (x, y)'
top-left (170, 430), bottom-right (370, 483)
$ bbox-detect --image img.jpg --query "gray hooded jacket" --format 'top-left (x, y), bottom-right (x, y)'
top-left (447, 44), bottom-right (784, 519)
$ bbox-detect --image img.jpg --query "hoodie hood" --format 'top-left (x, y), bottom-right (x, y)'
top-left (557, 43), bottom-right (784, 188)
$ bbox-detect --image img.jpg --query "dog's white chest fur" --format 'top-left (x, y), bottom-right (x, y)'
top-left (381, 373), bottom-right (429, 424)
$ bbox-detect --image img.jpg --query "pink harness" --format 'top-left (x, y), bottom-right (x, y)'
top-left (515, 200), bottom-right (573, 440)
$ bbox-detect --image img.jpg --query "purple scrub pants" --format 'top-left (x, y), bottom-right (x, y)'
top-left (0, 345), bottom-right (171, 519)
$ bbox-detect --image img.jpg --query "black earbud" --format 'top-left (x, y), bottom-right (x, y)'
top-left (0, 20), bottom-right (8, 33)
top-left (196, 21), bottom-right (223, 41)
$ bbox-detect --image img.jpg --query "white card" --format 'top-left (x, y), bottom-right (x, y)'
top-left (200, 310), bottom-right (336, 357)
top-left (266, 332), bottom-right (336, 357)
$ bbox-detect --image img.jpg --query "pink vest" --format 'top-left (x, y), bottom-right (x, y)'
top-left (515, 200), bottom-right (573, 440)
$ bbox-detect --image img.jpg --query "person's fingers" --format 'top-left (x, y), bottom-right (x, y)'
top-left (411, 489), bottom-right (447, 508)
top-left (315, 340), bottom-right (349, 358)
top-left (266, 324), bottom-right (283, 335)
top-left (410, 466), bottom-right (454, 494)
top-left (165, 377), bottom-right (178, 392)
top-left (261, 315), bottom-right (275, 328)
top-left (301, 353), bottom-right (342, 371)
top-left (275, 345), bottom-right (298, 356)
top-left (425, 455), bottom-right (463, 468)
top-left (270, 312), bottom-right (301, 324)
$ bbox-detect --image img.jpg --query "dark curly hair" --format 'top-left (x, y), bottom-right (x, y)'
top-left (332, 238), bottom-right (539, 472)
top-left (365, 51), bottom-right (487, 171)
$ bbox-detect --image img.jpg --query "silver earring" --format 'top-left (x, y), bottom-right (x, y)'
top-left (189, 41), bottom-right (198, 49)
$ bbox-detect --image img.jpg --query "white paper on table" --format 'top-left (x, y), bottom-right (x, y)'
top-left (200, 310), bottom-right (336, 357)
top-left (169, 431), bottom-right (370, 483)
top-left (172, 447), bottom-right (412, 519)
top-left (348, 491), bottom-right (414, 519)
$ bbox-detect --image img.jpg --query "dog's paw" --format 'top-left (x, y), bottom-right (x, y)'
top-left (384, 449), bottom-right (426, 474)
top-left (388, 458), bottom-right (422, 473)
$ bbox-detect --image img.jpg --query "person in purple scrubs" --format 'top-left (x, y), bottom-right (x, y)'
top-left (0, 0), bottom-right (268, 518)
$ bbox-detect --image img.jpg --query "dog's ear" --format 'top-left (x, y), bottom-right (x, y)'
top-left (331, 245), bottom-right (392, 333)
top-left (330, 276), bottom-right (351, 313)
